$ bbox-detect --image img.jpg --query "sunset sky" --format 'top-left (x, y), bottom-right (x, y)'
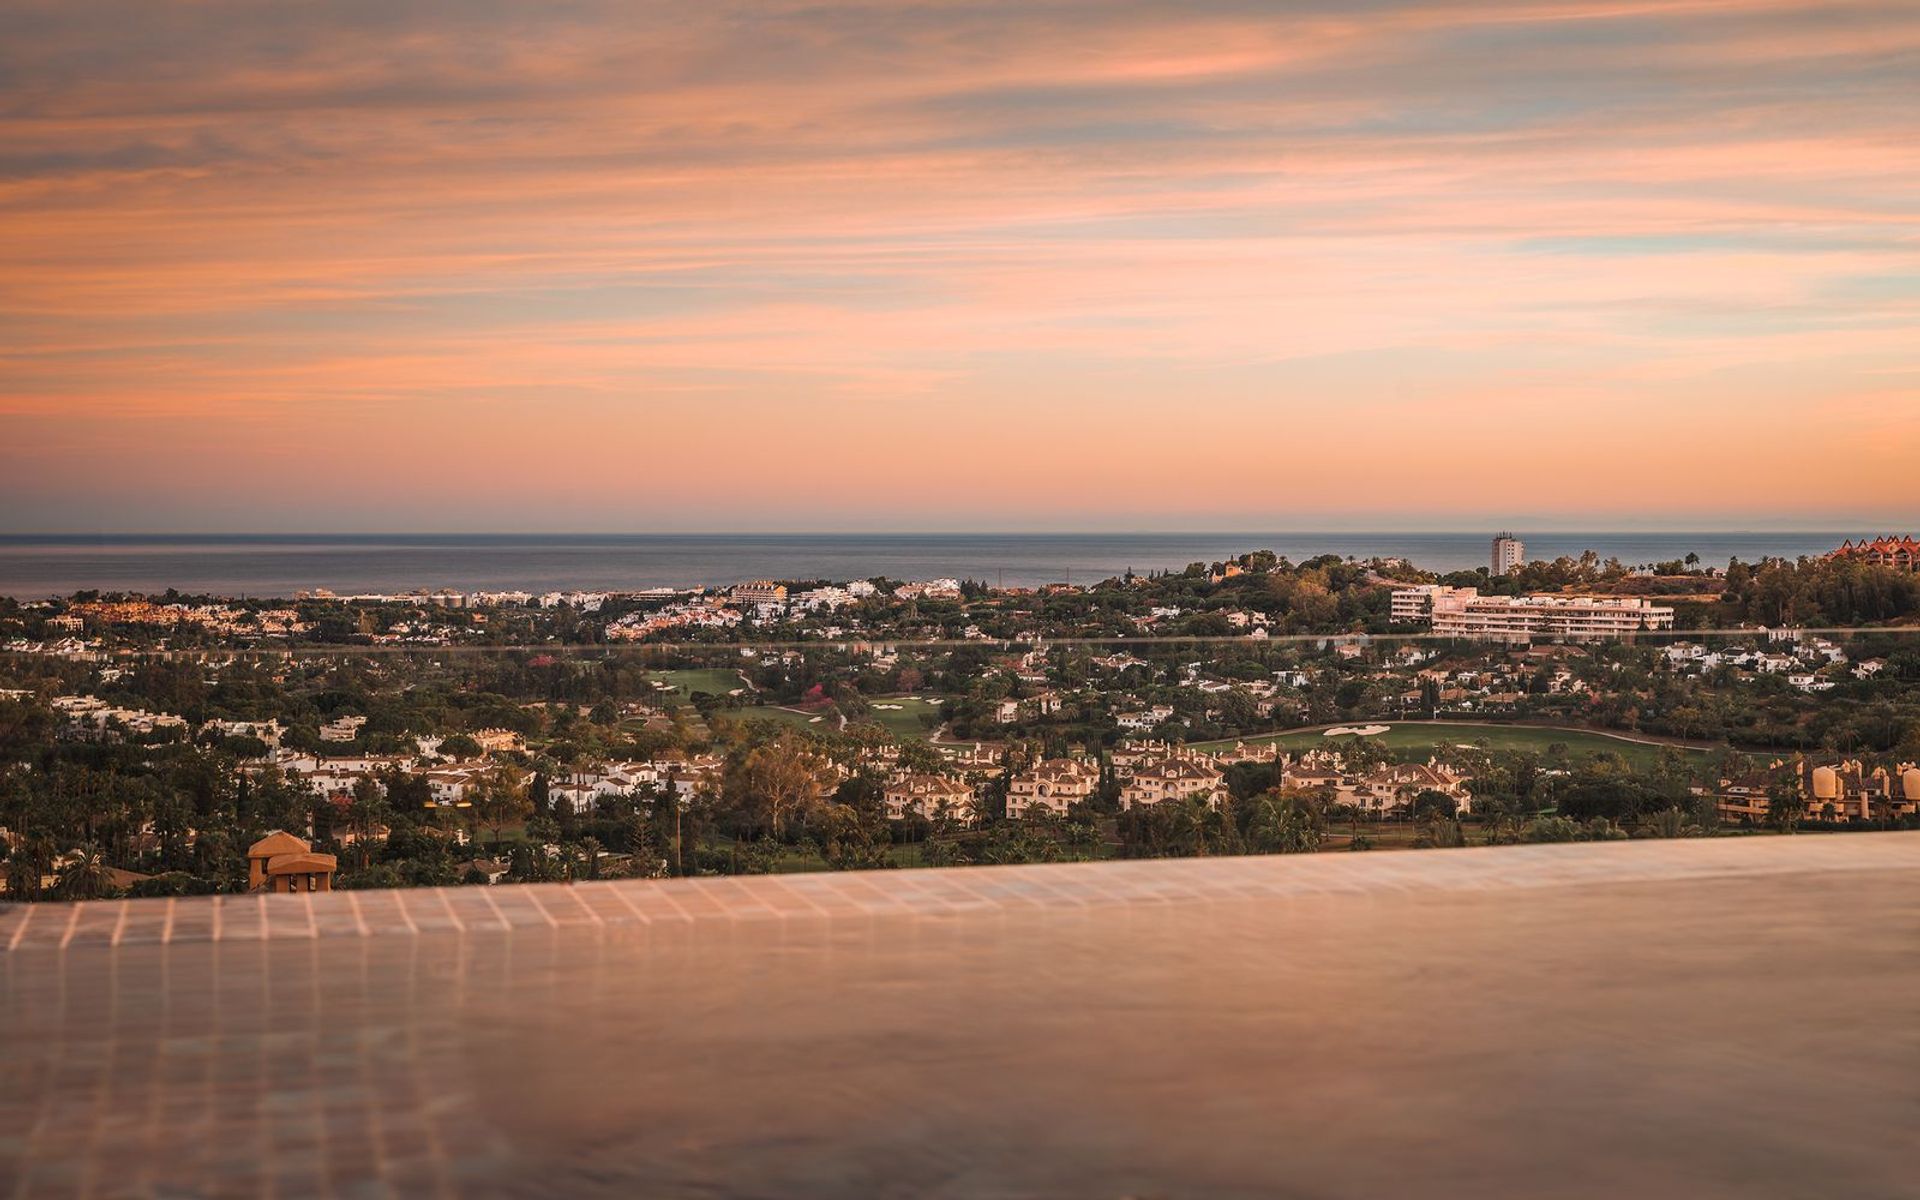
top-left (3, 0), bottom-right (1916, 532)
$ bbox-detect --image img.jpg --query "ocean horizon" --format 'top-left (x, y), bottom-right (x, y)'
top-left (0, 531), bottom-right (1857, 599)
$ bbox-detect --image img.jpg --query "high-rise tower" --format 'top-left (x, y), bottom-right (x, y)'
top-left (1491, 532), bottom-right (1525, 576)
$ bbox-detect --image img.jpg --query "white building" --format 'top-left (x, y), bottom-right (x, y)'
top-left (319, 715), bottom-right (367, 742)
top-left (1426, 593), bottom-right (1674, 643)
top-left (1114, 705), bottom-right (1175, 731)
top-left (1006, 758), bottom-right (1100, 819)
top-left (1390, 585), bottom-right (1479, 624)
top-left (204, 718), bottom-right (285, 750)
top-left (1119, 757), bottom-right (1227, 811)
top-left (1492, 533), bottom-right (1525, 577)
top-left (884, 773), bottom-right (976, 823)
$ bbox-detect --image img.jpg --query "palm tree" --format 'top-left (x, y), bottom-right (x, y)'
top-left (345, 781), bottom-right (391, 872)
top-left (4, 835), bottom-right (55, 901)
top-left (1640, 808), bottom-right (1700, 839)
top-left (54, 844), bottom-right (118, 901)
top-left (1767, 781), bottom-right (1804, 833)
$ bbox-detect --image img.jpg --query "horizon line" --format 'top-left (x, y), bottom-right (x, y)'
top-left (0, 527), bottom-right (1880, 539)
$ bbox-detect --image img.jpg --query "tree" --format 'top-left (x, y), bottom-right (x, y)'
top-left (620, 799), bottom-right (661, 870)
top-left (1766, 780), bottom-right (1804, 833)
top-left (1640, 808), bottom-right (1702, 839)
top-left (469, 768), bottom-right (531, 854)
top-left (1410, 815), bottom-right (1467, 849)
top-left (345, 777), bottom-right (391, 871)
top-left (4, 834), bottom-right (54, 901)
top-left (0, 698), bottom-right (55, 761)
top-left (577, 835), bottom-right (604, 880)
top-left (814, 803), bottom-right (894, 871)
top-left (1554, 774), bottom-right (1658, 825)
top-left (725, 731), bottom-right (835, 840)
top-left (1520, 816), bottom-right (1581, 843)
top-left (53, 844), bottom-right (119, 901)
top-left (1340, 736), bottom-right (1394, 774)
top-left (1244, 789), bottom-right (1325, 854)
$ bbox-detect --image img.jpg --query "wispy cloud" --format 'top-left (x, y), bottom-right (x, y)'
top-left (1, 0), bottom-right (1915, 530)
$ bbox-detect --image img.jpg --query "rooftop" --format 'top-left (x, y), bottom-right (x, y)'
top-left (6, 835), bottom-right (1918, 1197)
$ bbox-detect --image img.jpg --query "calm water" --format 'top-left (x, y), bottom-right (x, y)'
top-left (0, 531), bottom-right (1851, 598)
top-left (8, 840), bottom-right (1919, 1197)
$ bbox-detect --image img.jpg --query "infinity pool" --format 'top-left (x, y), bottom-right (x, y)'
top-left (6, 836), bottom-right (1917, 1198)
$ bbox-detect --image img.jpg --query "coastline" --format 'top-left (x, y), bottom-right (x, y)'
top-left (0, 530), bottom-right (1854, 599)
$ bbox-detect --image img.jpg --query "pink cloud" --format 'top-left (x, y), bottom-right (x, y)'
top-left (1, 0), bottom-right (1916, 528)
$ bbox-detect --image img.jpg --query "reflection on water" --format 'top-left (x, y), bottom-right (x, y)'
top-left (5, 853), bottom-right (1917, 1198)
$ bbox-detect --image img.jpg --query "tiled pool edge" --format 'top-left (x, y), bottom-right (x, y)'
top-left (5, 832), bottom-right (1917, 953)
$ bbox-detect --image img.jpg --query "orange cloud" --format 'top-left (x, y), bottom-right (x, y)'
top-left (0, 0), bottom-right (1915, 529)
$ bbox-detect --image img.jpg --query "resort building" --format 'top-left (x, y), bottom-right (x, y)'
top-left (1119, 757), bottom-right (1227, 811)
top-left (884, 773), bottom-right (977, 823)
top-left (935, 742), bottom-right (1004, 774)
top-left (1799, 761), bottom-right (1919, 822)
top-left (1343, 762), bottom-right (1471, 817)
top-left (1827, 536), bottom-right (1920, 571)
top-left (1395, 591), bottom-right (1675, 643)
top-left (730, 581), bottom-right (789, 609)
top-left (1007, 758), bottom-right (1100, 819)
top-left (1700, 761), bottom-right (1920, 825)
top-left (1390, 585), bottom-right (1479, 624)
top-left (471, 728), bottom-right (526, 753)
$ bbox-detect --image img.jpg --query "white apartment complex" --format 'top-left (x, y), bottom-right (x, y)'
top-left (1118, 756), bottom-right (1228, 811)
top-left (1392, 587), bottom-right (1675, 642)
top-left (1437, 594), bottom-right (1674, 642)
top-left (1006, 758), bottom-right (1100, 819)
top-left (1389, 584), bottom-right (1478, 624)
top-left (884, 773), bottom-right (977, 823)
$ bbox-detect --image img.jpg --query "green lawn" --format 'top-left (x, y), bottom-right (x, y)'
top-left (854, 696), bottom-right (946, 739)
top-left (728, 695), bottom-right (945, 739)
top-left (1192, 721), bottom-right (1702, 770)
top-left (647, 668), bottom-right (751, 707)
top-left (729, 704), bottom-right (836, 731)
top-left (764, 843), bottom-right (930, 873)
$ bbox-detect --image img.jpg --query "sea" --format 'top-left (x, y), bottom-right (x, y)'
top-left (0, 532), bottom-right (1856, 599)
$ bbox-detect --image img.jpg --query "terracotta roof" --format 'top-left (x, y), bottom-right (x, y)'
top-left (265, 852), bottom-right (337, 875)
top-left (248, 830), bottom-right (310, 858)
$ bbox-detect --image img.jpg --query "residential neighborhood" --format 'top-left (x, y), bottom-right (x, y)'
top-left (4, 537), bottom-right (1920, 898)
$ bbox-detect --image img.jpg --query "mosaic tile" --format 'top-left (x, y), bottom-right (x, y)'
top-left (7, 835), bottom-right (1920, 961)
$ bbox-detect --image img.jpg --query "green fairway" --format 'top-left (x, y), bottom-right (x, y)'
top-left (727, 694), bottom-right (945, 739)
top-left (854, 696), bottom-right (946, 739)
top-left (1192, 721), bottom-right (1702, 769)
top-left (647, 668), bottom-right (751, 707)
top-left (730, 704), bottom-right (837, 731)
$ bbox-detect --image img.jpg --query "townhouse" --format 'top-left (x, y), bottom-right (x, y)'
top-left (1119, 756), bottom-right (1227, 812)
top-left (884, 773), bottom-right (977, 823)
top-left (1006, 758), bottom-right (1100, 819)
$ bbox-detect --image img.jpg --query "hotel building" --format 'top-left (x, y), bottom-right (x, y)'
top-left (1393, 588), bottom-right (1675, 643)
top-left (1827, 536), bottom-right (1920, 572)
